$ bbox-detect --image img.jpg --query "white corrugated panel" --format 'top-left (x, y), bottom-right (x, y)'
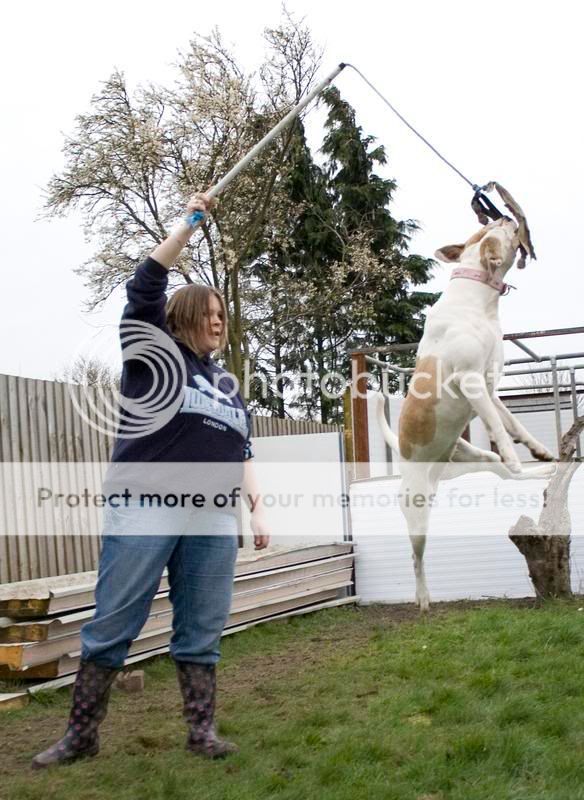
top-left (351, 470), bottom-right (584, 603)
top-left (246, 433), bottom-right (347, 548)
top-left (367, 392), bottom-right (403, 477)
top-left (571, 537), bottom-right (584, 594)
top-left (367, 392), bottom-right (391, 477)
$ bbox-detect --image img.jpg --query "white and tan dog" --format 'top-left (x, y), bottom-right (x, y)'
top-left (377, 189), bottom-right (555, 609)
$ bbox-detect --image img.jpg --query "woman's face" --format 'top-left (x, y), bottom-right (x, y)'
top-left (198, 294), bottom-right (224, 355)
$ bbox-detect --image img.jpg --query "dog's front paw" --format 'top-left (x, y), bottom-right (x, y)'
top-left (416, 590), bottom-right (431, 612)
top-left (529, 444), bottom-right (555, 462)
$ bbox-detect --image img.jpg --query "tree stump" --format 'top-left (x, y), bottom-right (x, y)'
top-left (508, 416), bottom-right (583, 599)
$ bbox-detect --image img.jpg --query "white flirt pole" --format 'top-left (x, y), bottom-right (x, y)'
top-left (186, 62), bottom-right (347, 225)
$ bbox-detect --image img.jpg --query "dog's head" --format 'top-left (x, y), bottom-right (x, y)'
top-left (435, 218), bottom-right (521, 275)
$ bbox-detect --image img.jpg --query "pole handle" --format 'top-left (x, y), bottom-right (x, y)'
top-left (185, 210), bottom-right (205, 227)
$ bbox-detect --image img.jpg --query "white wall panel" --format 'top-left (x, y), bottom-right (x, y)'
top-left (246, 433), bottom-right (347, 549)
top-left (367, 392), bottom-right (391, 478)
top-left (351, 471), bottom-right (584, 603)
top-left (367, 392), bottom-right (403, 477)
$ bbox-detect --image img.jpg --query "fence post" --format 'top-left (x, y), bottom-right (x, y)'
top-left (351, 353), bottom-right (370, 479)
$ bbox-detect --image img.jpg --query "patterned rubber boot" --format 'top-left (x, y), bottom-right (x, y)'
top-left (31, 660), bottom-right (119, 769)
top-left (175, 661), bottom-right (238, 759)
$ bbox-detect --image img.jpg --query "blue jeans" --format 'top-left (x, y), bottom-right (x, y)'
top-left (80, 504), bottom-right (238, 669)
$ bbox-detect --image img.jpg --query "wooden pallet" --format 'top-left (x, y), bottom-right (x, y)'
top-left (0, 575), bottom-right (353, 672)
top-left (0, 544), bottom-right (352, 618)
top-left (0, 692), bottom-right (29, 711)
top-left (0, 553), bottom-right (353, 644)
top-left (0, 543), bottom-right (355, 681)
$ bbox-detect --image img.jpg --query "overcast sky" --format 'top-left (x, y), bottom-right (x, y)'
top-left (2, 0), bottom-right (582, 381)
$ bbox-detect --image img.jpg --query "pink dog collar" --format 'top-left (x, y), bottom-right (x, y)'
top-left (450, 267), bottom-right (514, 295)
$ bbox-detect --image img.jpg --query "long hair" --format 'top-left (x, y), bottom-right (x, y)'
top-left (166, 284), bottom-right (228, 355)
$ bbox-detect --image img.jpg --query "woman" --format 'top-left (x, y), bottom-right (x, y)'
top-left (32, 194), bottom-right (270, 768)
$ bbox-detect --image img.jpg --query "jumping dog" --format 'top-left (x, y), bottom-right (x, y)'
top-left (377, 184), bottom-right (556, 609)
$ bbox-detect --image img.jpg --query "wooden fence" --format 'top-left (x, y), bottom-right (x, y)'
top-left (0, 373), bottom-right (341, 584)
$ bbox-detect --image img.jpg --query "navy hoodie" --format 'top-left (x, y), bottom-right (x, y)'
top-left (109, 257), bottom-right (252, 474)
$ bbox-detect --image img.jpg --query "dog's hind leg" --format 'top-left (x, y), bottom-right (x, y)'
top-left (492, 396), bottom-right (555, 462)
top-left (457, 375), bottom-right (522, 473)
top-left (399, 468), bottom-right (436, 611)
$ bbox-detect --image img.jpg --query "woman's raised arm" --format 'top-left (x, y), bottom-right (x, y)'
top-left (150, 193), bottom-right (214, 270)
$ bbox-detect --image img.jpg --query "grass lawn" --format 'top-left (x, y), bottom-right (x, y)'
top-left (2, 599), bottom-right (584, 800)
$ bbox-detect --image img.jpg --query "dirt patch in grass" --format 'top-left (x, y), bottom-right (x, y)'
top-left (228, 598), bottom-right (539, 679)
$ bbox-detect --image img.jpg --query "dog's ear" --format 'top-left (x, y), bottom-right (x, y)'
top-left (434, 244), bottom-right (465, 263)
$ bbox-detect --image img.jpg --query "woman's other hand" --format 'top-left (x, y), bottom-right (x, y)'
top-left (250, 513), bottom-right (270, 551)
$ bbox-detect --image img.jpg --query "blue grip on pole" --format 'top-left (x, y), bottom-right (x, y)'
top-left (186, 210), bottom-right (205, 226)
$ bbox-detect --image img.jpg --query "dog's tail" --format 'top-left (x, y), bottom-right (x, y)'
top-left (376, 392), bottom-right (400, 454)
